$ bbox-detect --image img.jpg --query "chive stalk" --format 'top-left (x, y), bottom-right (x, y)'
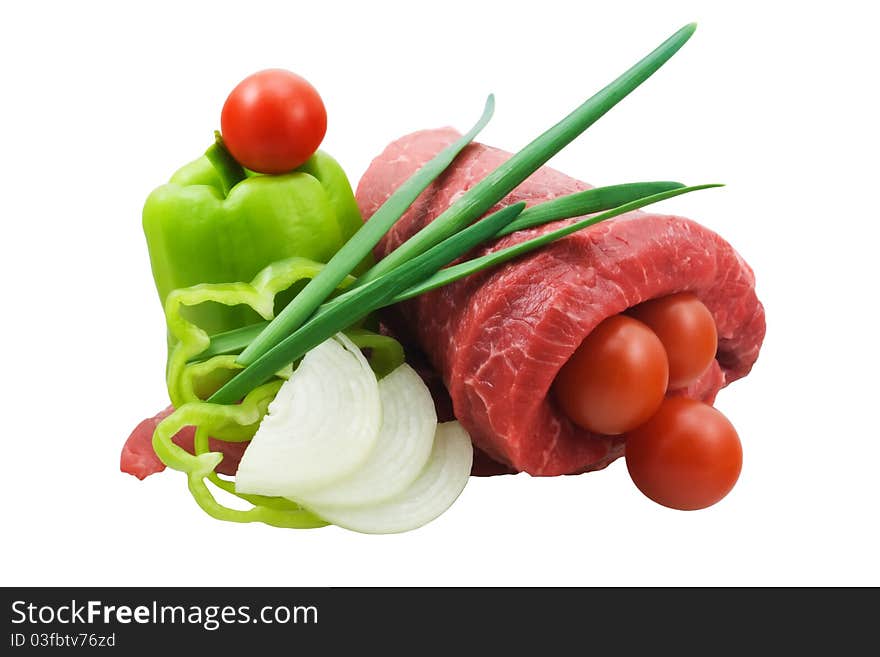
top-left (496, 181), bottom-right (683, 237)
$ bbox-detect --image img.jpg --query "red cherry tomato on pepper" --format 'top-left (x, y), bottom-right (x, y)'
top-left (220, 69), bottom-right (327, 174)
top-left (625, 397), bottom-right (742, 511)
top-left (553, 315), bottom-right (668, 435)
top-left (628, 292), bottom-right (718, 389)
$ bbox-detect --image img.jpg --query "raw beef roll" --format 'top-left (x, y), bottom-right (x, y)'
top-left (357, 128), bottom-right (765, 476)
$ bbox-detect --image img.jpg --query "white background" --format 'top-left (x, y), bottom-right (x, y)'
top-left (2, 0), bottom-right (877, 586)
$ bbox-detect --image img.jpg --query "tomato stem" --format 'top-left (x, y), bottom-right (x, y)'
top-left (205, 131), bottom-right (246, 196)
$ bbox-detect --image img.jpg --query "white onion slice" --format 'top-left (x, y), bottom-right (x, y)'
top-left (292, 363), bottom-right (437, 509)
top-left (235, 333), bottom-right (381, 497)
top-left (308, 422), bottom-right (473, 534)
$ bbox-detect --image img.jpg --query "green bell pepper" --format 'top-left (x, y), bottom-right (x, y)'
top-left (143, 142), bottom-right (368, 336)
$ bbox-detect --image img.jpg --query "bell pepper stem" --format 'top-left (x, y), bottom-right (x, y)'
top-left (205, 131), bottom-right (246, 196)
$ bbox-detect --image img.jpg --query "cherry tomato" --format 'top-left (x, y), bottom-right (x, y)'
top-left (629, 292), bottom-right (718, 389)
top-left (553, 315), bottom-right (668, 435)
top-left (220, 69), bottom-right (327, 174)
top-left (625, 397), bottom-right (742, 510)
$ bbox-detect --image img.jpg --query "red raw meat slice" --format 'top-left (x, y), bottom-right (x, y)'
top-left (120, 406), bottom-right (247, 480)
top-left (357, 128), bottom-right (765, 476)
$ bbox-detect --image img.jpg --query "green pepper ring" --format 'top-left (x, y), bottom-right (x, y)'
top-left (153, 256), bottom-right (405, 529)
